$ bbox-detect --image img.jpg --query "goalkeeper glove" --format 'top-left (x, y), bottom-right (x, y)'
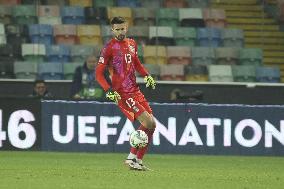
top-left (144, 75), bottom-right (156, 90)
top-left (106, 89), bottom-right (121, 104)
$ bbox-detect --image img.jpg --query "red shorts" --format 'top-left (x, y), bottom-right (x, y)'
top-left (118, 91), bottom-right (152, 122)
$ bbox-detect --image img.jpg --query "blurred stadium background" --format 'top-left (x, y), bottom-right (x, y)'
top-left (0, 0), bottom-right (284, 102)
top-left (1, 0), bottom-right (284, 188)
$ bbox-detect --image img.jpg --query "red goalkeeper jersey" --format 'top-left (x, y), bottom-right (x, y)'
top-left (96, 38), bottom-right (148, 94)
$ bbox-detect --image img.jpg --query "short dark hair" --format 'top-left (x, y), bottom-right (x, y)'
top-left (110, 16), bottom-right (126, 25)
top-left (34, 79), bottom-right (46, 86)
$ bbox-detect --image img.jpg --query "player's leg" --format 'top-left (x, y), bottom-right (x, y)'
top-left (128, 111), bottom-right (155, 155)
top-left (119, 95), bottom-right (155, 170)
top-left (118, 98), bottom-right (144, 170)
top-left (135, 111), bottom-right (156, 170)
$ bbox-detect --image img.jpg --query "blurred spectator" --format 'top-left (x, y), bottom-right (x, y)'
top-left (70, 55), bottom-right (109, 100)
top-left (29, 79), bottom-right (53, 98)
top-left (170, 88), bottom-right (203, 103)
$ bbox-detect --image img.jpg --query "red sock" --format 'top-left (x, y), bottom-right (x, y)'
top-left (130, 147), bottom-right (138, 155)
top-left (136, 125), bottom-right (155, 160)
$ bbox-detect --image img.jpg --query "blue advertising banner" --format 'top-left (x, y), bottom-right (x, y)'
top-left (41, 100), bottom-right (284, 156)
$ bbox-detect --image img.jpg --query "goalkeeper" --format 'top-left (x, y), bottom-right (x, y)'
top-left (95, 16), bottom-right (156, 171)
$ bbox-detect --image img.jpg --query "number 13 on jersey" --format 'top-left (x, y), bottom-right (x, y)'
top-left (125, 54), bottom-right (132, 64)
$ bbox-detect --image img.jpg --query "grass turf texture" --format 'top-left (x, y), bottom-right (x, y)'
top-left (0, 152), bottom-right (283, 189)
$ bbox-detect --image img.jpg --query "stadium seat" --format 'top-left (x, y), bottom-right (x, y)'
top-left (184, 64), bottom-right (208, 81)
top-left (167, 46), bottom-right (191, 65)
top-left (0, 44), bottom-right (20, 60)
top-left (0, 44), bottom-right (13, 58)
top-left (69, 0), bottom-right (92, 7)
top-left (0, 5), bottom-right (12, 24)
top-left (239, 48), bottom-right (263, 66)
top-left (139, 0), bottom-right (161, 8)
top-left (14, 61), bottom-right (38, 79)
top-left (92, 44), bottom-right (101, 58)
top-left (232, 65), bottom-right (256, 82)
top-left (93, 0), bottom-right (115, 7)
top-left (28, 24), bottom-right (53, 46)
top-left (173, 27), bottom-right (196, 46)
top-left (127, 26), bottom-right (149, 45)
top-left (0, 44), bottom-right (20, 61)
top-left (133, 8), bottom-right (156, 26)
top-left (191, 47), bottom-right (215, 65)
top-left (100, 25), bottom-right (112, 44)
top-left (279, 1), bottom-right (284, 22)
top-left (5, 24), bottom-right (28, 36)
top-left (117, 0), bottom-right (141, 7)
top-left (77, 25), bottom-right (102, 46)
top-left (179, 8), bottom-right (205, 27)
top-left (38, 5), bottom-right (61, 25)
top-left (143, 45), bottom-right (167, 65)
top-left (215, 47), bottom-right (239, 65)
top-left (197, 28), bottom-right (222, 47)
top-left (208, 65), bottom-right (233, 82)
top-left (63, 62), bottom-right (83, 80)
top-left (21, 0), bottom-right (45, 4)
top-left (0, 0), bottom-right (21, 5)
top-left (61, 6), bottom-right (85, 24)
top-left (53, 24), bottom-right (77, 45)
top-left (143, 64), bottom-right (160, 80)
top-left (203, 8), bottom-right (227, 28)
top-left (38, 16), bottom-right (62, 25)
top-left (5, 24), bottom-right (29, 55)
top-left (84, 7), bottom-right (108, 25)
top-left (0, 57), bottom-right (14, 78)
top-left (156, 8), bottom-right (179, 28)
top-left (107, 7), bottom-right (133, 26)
top-left (160, 64), bottom-right (185, 81)
top-left (12, 5), bottom-right (37, 25)
top-left (70, 45), bottom-right (97, 62)
top-left (21, 43), bottom-right (46, 62)
top-left (0, 23), bottom-right (6, 44)
top-left (164, 0), bottom-right (188, 8)
top-left (149, 26), bottom-right (175, 46)
top-left (46, 45), bottom-right (70, 63)
top-left (38, 62), bottom-right (64, 80)
top-left (46, 0), bottom-right (66, 6)
top-left (37, 5), bottom-right (60, 17)
top-left (256, 66), bottom-right (281, 83)
top-left (222, 28), bottom-right (244, 47)
top-left (187, 0), bottom-right (209, 8)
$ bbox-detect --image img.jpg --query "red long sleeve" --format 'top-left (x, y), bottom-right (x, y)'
top-left (95, 63), bottom-right (110, 91)
top-left (134, 56), bottom-right (149, 77)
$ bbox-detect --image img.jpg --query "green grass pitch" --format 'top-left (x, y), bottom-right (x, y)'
top-left (0, 151), bottom-right (283, 189)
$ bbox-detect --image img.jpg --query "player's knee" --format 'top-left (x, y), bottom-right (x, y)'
top-left (151, 117), bottom-right (156, 130)
top-left (145, 117), bottom-right (155, 130)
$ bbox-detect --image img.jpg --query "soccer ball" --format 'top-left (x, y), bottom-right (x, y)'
top-left (129, 130), bottom-right (148, 148)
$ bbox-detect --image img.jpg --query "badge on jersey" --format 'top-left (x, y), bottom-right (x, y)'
top-left (98, 57), bottom-right (104, 64)
top-left (129, 45), bottom-right (135, 54)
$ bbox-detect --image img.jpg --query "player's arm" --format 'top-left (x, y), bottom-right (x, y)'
top-left (133, 55), bottom-right (148, 77)
top-left (96, 63), bottom-right (121, 103)
top-left (95, 63), bottom-right (110, 91)
top-left (95, 46), bottom-right (121, 103)
top-left (133, 45), bottom-right (156, 90)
